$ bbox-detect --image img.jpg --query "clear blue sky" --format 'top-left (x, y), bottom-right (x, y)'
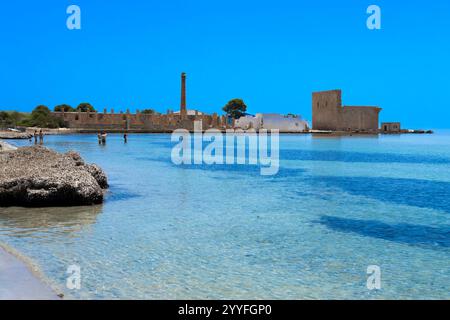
top-left (0, 0), bottom-right (449, 128)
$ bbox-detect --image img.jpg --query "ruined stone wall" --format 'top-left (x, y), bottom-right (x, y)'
top-left (339, 106), bottom-right (381, 132)
top-left (53, 111), bottom-right (226, 132)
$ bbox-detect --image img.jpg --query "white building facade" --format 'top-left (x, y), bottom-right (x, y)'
top-left (234, 113), bottom-right (309, 132)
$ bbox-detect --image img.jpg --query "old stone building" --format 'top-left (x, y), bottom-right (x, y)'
top-left (312, 90), bottom-right (381, 132)
top-left (52, 73), bottom-right (228, 132)
top-left (381, 122), bottom-right (401, 133)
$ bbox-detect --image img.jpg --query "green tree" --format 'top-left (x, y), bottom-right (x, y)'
top-left (31, 105), bottom-right (51, 127)
top-left (141, 109), bottom-right (158, 114)
top-left (29, 105), bottom-right (65, 128)
top-left (9, 111), bottom-right (22, 123)
top-left (32, 105), bottom-right (51, 116)
top-left (0, 111), bottom-right (10, 121)
top-left (54, 104), bottom-right (75, 112)
top-left (0, 111), bottom-right (11, 128)
top-left (222, 98), bottom-right (247, 119)
top-left (0, 111), bottom-right (31, 127)
top-left (76, 103), bottom-right (95, 112)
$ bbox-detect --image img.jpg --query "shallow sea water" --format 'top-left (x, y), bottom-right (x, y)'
top-left (0, 132), bottom-right (449, 299)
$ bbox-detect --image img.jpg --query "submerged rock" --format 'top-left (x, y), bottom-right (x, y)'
top-left (0, 146), bottom-right (108, 207)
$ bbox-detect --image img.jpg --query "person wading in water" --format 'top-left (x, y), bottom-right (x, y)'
top-left (124, 133), bottom-right (128, 143)
top-left (39, 129), bottom-right (44, 144)
top-left (101, 131), bottom-right (107, 144)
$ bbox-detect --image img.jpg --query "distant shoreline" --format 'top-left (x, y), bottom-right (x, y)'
top-left (0, 128), bottom-right (434, 139)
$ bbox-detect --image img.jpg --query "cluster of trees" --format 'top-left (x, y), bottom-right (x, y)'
top-left (0, 102), bottom-right (96, 129)
top-left (0, 111), bottom-right (25, 128)
top-left (1, 107), bottom-right (64, 129)
top-left (54, 103), bottom-right (95, 113)
top-left (20, 106), bottom-right (65, 128)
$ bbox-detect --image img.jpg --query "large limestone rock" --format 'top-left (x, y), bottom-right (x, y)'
top-left (0, 140), bottom-right (17, 152)
top-left (0, 146), bottom-right (108, 207)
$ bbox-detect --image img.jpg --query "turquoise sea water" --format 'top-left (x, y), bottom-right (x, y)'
top-left (0, 132), bottom-right (449, 299)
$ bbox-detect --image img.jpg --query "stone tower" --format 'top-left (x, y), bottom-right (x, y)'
top-left (312, 89), bottom-right (381, 132)
top-left (180, 72), bottom-right (187, 118)
top-left (312, 90), bottom-right (342, 131)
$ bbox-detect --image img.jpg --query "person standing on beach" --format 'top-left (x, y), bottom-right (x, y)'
top-left (124, 133), bottom-right (128, 143)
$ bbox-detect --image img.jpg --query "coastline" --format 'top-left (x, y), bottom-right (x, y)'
top-left (0, 141), bottom-right (57, 300)
top-left (0, 242), bottom-right (62, 300)
top-left (1, 128), bottom-right (434, 138)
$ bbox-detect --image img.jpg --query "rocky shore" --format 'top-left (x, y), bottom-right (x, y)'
top-left (0, 131), bottom-right (32, 139)
top-left (0, 146), bottom-right (108, 207)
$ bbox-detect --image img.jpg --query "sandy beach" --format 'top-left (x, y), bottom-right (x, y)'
top-left (0, 141), bottom-right (57, 300)
top-left (0, 245), bottom-right (59, 300)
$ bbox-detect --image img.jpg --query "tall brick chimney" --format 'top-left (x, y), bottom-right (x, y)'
top-left (180, 72), bottom-right (187, 118)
